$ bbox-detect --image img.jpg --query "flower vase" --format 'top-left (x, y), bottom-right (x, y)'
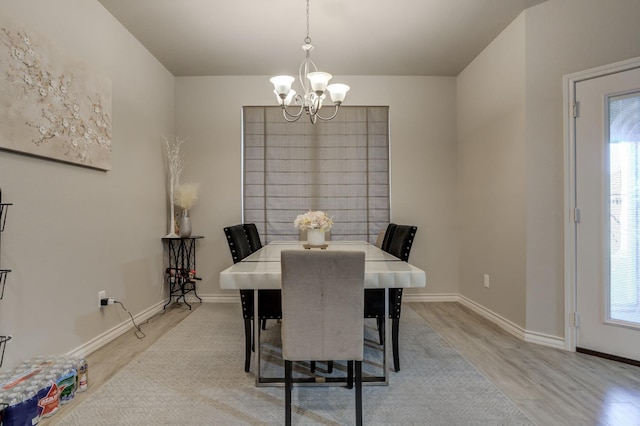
top-left (179, 209), bottom-right (192, 237)
top-left (307, 229), bottom-right (325, 246)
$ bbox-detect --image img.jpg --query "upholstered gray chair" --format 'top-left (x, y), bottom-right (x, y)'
top-left (280, 250), bottom-right (365, 426)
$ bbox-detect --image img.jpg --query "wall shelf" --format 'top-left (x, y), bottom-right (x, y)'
top-left (0, 201), bottom-right (12, 367)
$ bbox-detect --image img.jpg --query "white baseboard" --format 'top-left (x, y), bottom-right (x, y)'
top-left (403, 293), bottom-right (459, 303)
top-left (524, 330), bottom-right (566, 350)
top-left (70, 292), bottom-right (565, 358)
top-left (67, 300), bottom-right (166, 358)
top-left (457, 295), bottom-right (527, 340)
top-left (407, 293), bottom-right (566, 350)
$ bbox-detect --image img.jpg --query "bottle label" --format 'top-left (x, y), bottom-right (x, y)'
top-left (37, 381), bottom-right (60, 418)
top-left (57, 370), bottom-right (76, 404)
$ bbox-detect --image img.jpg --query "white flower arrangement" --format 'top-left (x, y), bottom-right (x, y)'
top-left (294, 210), bottom-right (333, 232)
top-left (174, 182), bottom-right (199, 210)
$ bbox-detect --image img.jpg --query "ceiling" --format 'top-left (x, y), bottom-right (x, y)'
top-left (97, 0), bottom-right (547, 77)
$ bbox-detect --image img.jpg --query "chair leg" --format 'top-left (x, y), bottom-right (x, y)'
top-left (347, 360), bottom-right (353, 389)
top-left (355, 360), bottom-right (363, 426)
top-left (327, 360), bottom-right (333, 374)
top-left (377, 317), bottom-right (384, 345)
top-left (261, 318), bottom-right (267, 330)
top-left (285, 360), bottom-right (292, 426)
top-left (243, 319), bottom-right (252, 372)
top-left (310, 361), bottom-right (316, 373)
top-left (392, 318), bottom-right (400, 372)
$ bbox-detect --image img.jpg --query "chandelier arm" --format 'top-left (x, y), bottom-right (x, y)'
top-left (281, 104), bottom-right (306, 122)
top-left (313, 104), bottom-right (341, 121)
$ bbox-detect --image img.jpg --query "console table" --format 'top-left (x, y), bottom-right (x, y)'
top-left (162, 236), bottom-right (203, 309)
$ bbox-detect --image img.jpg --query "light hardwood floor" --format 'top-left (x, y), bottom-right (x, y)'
top-left (42, 303), bottom-right (197, 426)
top-left (45, 301), bottom-right (640, 425)
top-left (410, 302), bottom-right (640, 426)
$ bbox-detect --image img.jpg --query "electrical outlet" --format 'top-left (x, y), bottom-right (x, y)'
top-left (484, 274), bottom-right (490, 288)
top-left (98, 290), bottom-right (106, 307)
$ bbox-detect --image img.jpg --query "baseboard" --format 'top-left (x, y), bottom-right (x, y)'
top-left (183, 293), bottom-right (568, 351)
top-left (67, 300), bottom-right (166, 358)
top-left (195, 294), bottom-right (240, 303)
top-left (524, 330), bottom-right (566, 350)
top-left (403, 293), bottom-right (459, 303)
top-left (70, 292), bottom-right (566, 359)
top-left (457, 295), bottom-right (527, 340)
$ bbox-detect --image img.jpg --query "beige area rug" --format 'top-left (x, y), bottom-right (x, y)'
top-left (56, 303), bottom-right (533, 425)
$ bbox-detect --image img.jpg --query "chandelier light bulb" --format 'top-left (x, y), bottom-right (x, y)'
top-left (275, 89), bottom-right (296, 106)
top-left (307, 71), bottom-right (332, 93)
top-left (327, 83), bottom-right (350, 104)
top-left (269, 0), bottom-right (349, 123)
top-left (270, 75), bottom-right (295, 98)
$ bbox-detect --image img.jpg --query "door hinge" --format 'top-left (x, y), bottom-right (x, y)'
top-left (573, 102), bottom-right (579, 118)
top-left (572, 312), bottom-right (580, 327)
top-left (574, 208), bottom-right (581, 223)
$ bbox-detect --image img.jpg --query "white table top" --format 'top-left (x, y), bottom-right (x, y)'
top-left (219, 241), bottom-right (426, 290)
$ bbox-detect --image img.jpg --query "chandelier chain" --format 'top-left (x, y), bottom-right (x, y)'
top-left (305, 0), bottom-right (311, 44)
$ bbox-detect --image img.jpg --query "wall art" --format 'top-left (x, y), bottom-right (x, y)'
top-left (0, 22), bottom-right (112, 170)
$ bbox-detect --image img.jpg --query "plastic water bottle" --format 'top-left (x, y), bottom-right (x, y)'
top-left (57, 363), bottom-right (76, 405)
top-left (38, 373), bottom-right (59, 418)
top-left (76, 358), bottom-right (88, 392)
top-left (2, 390), bottom-right (29, 426)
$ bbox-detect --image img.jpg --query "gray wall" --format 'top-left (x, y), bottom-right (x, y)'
top-left (457, 14), bottom-right (527, 326)
top-left (0, 0), bottom-right (175, 367)
top-left (175, 76), bottom-right (459, 299)
top-left (457, 0), bottom-right (640, 338)
top-left (524, 0), bottom-right (640, 337)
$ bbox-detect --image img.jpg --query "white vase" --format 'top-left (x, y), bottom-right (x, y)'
top-left (179, 209), bottom-right (192, 237)
top-left (307, 229), bottom-right (325, 246)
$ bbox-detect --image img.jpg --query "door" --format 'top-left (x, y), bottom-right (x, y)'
top-left (575, 66), bottom-right (640, 362)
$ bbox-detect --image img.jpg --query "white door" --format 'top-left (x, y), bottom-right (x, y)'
top-left (575, 66), bottom-right (640, 362)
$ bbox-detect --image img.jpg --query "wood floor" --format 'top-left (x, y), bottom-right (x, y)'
top-left (45, 301), bottom-right (640, 425)
top-left (410, 302), bottom-right (640, 426)
top-left (42, 303), bottom-right (197, 426)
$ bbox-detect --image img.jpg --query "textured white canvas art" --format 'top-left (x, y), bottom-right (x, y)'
top-left (0, 21), bottom-right (112, 170)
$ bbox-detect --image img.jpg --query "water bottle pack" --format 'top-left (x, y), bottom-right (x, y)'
top-left (0, 356), bottom-right (88, 426)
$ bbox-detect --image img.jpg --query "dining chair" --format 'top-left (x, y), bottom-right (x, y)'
top-left (243, 223), bottom-right (262, 252)
top-left (364, 224), bottom-right (417, 372)
top-left (280, 250), bottom-right (365, 426)
top-left (223, 224), bottom-right (282, 372)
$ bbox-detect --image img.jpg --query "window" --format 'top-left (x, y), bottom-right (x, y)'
top-left (243, 106), bottom-right (390, 243)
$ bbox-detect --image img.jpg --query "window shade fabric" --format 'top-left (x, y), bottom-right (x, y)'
top-left (243, 106), bottom-right (390, 244)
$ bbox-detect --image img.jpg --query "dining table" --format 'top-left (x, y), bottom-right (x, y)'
top-left (219, 240), bottom-right (427, 387)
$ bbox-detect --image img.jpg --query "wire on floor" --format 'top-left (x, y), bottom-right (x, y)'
top-left (114, 300), bottom-right (147, 339)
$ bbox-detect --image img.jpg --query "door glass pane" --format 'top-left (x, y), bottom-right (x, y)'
top-left (609, 92), bottom-right (640, 325)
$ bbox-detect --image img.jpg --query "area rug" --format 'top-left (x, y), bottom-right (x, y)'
top-left (56, 303), bottom-right (533, 425)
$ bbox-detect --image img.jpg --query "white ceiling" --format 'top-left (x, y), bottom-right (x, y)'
top-left (97, 0), bottom-right (547, 77)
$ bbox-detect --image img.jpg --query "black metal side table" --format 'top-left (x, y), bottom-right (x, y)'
top-left (162, 236), bottom-right (203, 309)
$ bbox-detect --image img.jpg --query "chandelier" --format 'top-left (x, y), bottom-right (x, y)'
top-left (269, 0), bottom-right (350, 124)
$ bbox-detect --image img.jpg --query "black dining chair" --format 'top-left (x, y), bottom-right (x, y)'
top-left (364, 223), bottom-right (417, 372)
top-left (243, 223), bottom-right (262, 252)
top-left (223, 224), bottom-right (282, 372)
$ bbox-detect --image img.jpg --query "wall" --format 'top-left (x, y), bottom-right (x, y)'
top-left (457, 0), bottom-right (640, 339)
top-left (0, 0), bottom-right (175, 368)
top-left (457, 15), bottom-right (527, 326)
top-left (524, 0), bottom-right (640, 337)
top-left (175, 76), bottom-right (459, 298)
